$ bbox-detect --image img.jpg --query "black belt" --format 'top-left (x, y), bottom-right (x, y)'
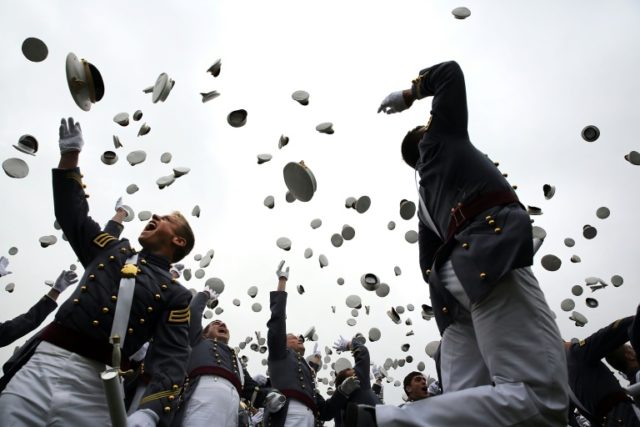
top-left (189, 366), bottom-right (242, 395)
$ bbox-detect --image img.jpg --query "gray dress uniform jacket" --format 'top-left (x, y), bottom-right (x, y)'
top-left (172, 291), bottom-right (270, 426)
top-left (412, 61), bottom-right (533, 334)
top-left (26, 167), bottom-right (192, 426)
top-left (266, 291), bottom-right (349, 426)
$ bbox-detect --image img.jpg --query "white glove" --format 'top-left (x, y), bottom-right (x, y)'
top-left (127, 408), bottom-right (159, 427)
top-left (251, 409), bottom-right (264, 423)
top-left (129, 342), bottom-right (150, 363)
top-left (338, 375), bottom-right (361, 397)
top-left (53, 270), bottom-right (78, 293)
top-left (377, 90), bottom-right (409, 114)
top-left (264, 390), bottom-right (286, 412)
top-left (203, 289), bottom-right (220, 306)
top-left (59, 117), bottom-right (84, 154)
top-left (115, 197), bottom-right (125, 212)
top-left (253, 373), bottom-right (268, 386)
top-left (428, 379), bottom-right (442, 396)
top-left (312, 342), bottom-right (321, 358)
top-left (333, 335), bottom-right (350, 352)
top-left (276, 260), bottom-right (289, 280)
top-left (0, 256), bottom-right (12, 277)
top-left (372, 364), bottom-right (384, 381)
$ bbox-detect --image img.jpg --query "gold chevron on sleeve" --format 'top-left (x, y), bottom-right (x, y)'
top-left (93, 232), bottom-right (117, 248)
top-left (139, 389), bottom-right (181, 405)
top-left (168, 306), bottom-right (190, 324)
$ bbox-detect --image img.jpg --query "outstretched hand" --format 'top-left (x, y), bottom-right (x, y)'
top-left (59, 117), bottom-right (84, 154)
top-left (276, 260), bottom-right (290, 280)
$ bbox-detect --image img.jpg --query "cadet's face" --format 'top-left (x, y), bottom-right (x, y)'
top-left (138, 214), bottom-right (182, 252)
top-left (205, 320), bottom-right (230, 343)
top-left (406, 375), bottom-right (429, 401)
top-left (286, 334), bottom-right (305, 355)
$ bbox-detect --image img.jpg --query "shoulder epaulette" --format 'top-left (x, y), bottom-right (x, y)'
top-left (93, 232), bottom-right (117, 248)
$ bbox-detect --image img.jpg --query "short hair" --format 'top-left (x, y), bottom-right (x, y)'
top-left (401, 126), bottom-right (425, 169)
top-left (171, 211), bottom-right (195, 262)
top-left (403, 371), bottom-right (424, 392)
top-left (335, 368), bottom-right (353, 387)
top-left (606, 344), bottom-right (630, 372)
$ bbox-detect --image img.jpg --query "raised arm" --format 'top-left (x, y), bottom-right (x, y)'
top-left (351, 338), bottom-right (371, 389)
top-left (188, 290), bottom-right (211, 346)
top-left (267, 260), bottom-right (290, 361)
top-left (576, 316), bottom-right (634, 363)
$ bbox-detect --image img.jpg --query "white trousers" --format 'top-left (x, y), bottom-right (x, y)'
top-left (183, 375), bottom-right (240, 427)
top-left (284, 399), bottom-right (314, 427)
top-left (0, 341), bottom-right (110, 427)
top-left (376, 263), bottom-right (569, 427)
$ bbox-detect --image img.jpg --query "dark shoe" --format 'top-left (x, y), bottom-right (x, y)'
top-left (345, 403), bottom-right (377, 427)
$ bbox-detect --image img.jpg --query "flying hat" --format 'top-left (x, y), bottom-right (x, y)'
top-left (401, 344), bottom-right (410, 352)
top-left (405, 230), bottom-right (418, 244)
top-left (13, 135), bottom-right (38, 156)
top-left (8, 247), bottom-right (18, 255)
top-left (399, 200), bottom-right (416, 220)
top-left (541, 254), bottom-right (562, 271)
top-left (585, 298), bottom-right (598, 308)
top-left (39, 235), bottom-right (57, 248)
top-left (310, 218), bottom-right (322, 229)
top-left (207, 59), bottom-right (222, 77)
top-left (292, 90), bottom-right (310, 106)
top-left (201, 90), bottom-right (220, 103)
top-left (173, 167), bottom-right (190, 178)
top-left (360, 273), bottom-right (380, 291)
top-left (22, 37), bottom-right (48, 62)
top-left (227, 109), bottom-right (248, 127)
top-left (570, 255), bottom-right (581, 263)
top-left (570, 311), bottom-right (588, 327)
top-left (406, 303), bottom-right (414, 311)
top-left (127, 150), bottom-right (147, 166)
top-left (285, 191), bottom-right (296, 203)
top-left (101, 151), bottom-right (118, 165)
top-left (283, 161), bottom-right (317, 202)
top-left (396, 305), bottom-right (405, 314)
top-left (247, 286), bottom-right (258, 298)
top-left (137, 123), bottom-right (151, 136)
top-left (346, 318), bottom-right (357, 326)
top-left (121, 205), bottom-right (134, 222)
top-left (611, 275), bottom-right (623, 287)
top-left (264, 195), bottom-right (275, 209)
top-left (215, 307), bottom-right (224, 315)
top-left (337, 277), bottom-right (344, 285)
top-left (183, 269), bottom-right (192, 281)
top-left (316, 122), bottom-right (334, 134)
top-left (351, 309), bottom-right (359, 317)
top-left (113, 135), bottom-right (122, 149)
top-left (394, 266), bottom-right (402, 276)
top-left (334, 358), bottom-right (352, 372)
top-left (160, 152), bottom-right (172, 164)
top-left (376, 283), bottom-right (390, 297)
top-left (194, 269), bottom-right (205, 279)
top-left (355, 196), bottom-right (371, 214)
top-left (65, 52), bottom-right (104, 111)
top-left (192, 205), bottom-right (201, 217)
top-left (156, 175), bottom-right (175, 189)
top-left (527, 206), bottom-right (543, 216)
top-left (276, 237), bottom-right (292, 251)
top-left (595, 207), bottom-right (610, 219)
top-left (564, 238), bottom-right (575, 247)
top-left (543, 184), bottom-right (556, 200)
top-left (2, 158), bottom-right (29, 178)
top-left (571, 285), bottom-right (583, 296)
top-left (425, 341), bottom-right (440, 358)
top-left (345, 197), bottom-right (357, 209)
top-left (205, 277), bottom-right (225, 294)
top-left (417, 361), bottom-right (425, 371)
top-left (387, 221), bottom-right (396, 230)
top-left (345, 295), bottom-right (361, 309)
top-left (331, 234), bottom-right (343, 248)
top-left (560, 298), bottom-right (575, 312)
top-left (387, 307), bottom-right (401, 324)
top-left (625, 151), bottom-right (640, 165)
top-left (304, 248), bottom-right (313, 259)
top-left (581, 125), bottom-right (600, 142)
top-left (133, 110), bottom-right (143, 121)
top-left (5, 283), bottom-right (15, 293)
top-left (138, 211), bottom-right (152, 221)
top-left (341, 225), bottom-right (355, 240)
top-left (151, 73), bottom-right (175, 103)
top-left (251, 303), bottom-right (262, 313)
top-left (113, 112), bottom-right (129, 127)
top-left (582, 225), bottom-right (597, 239)
top-left (257, 154), bottom-right (272, 164)
top-left (452, 7), bottom-right (471, 19)
top-left (319, 254), bottom-right (329, 268)
top-left (297, 284), bottom-right (305, 295)
top-left (279, 135), bottom-right (289, 149)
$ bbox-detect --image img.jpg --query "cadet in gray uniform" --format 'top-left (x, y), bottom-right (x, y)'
top-left (0, 117), bottom-right (195, 427)
top-left (267, 261), bottom-right (358, 427)
top-left (566, 316), bottom-right (639, 426)
top-left (0, 269), bottom-right (77, 348)
top-left (347, 61), bottom-right (568, 426)
top-left (174, 289), bottom-right (285, 426)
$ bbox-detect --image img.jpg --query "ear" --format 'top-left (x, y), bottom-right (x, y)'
top-left (172, 235), bottom-right (187, 249)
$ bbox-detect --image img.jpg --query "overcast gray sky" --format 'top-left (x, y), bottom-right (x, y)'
top-left (1, 0), bottom-right (639, 410)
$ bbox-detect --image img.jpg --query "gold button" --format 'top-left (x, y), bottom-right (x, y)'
top-left (485, 215), bottom-right (492, 221)
top-left (161, 284), bottom-right (168, 290)
top-left (140, 259), bottom-right (147, 265)
top-left (73, 298), bottom-right (80, 305)
top-left (139, 318), bottom-right (145, 325)
top-left (494, 227), bottom-right (502, 234)
top-left (109, 255), bottom-right (116, 261)
top-left (111, 295), bottom-right (117, 302)
top-left (488, 220), bottom-right (496, 226)
top-left (98, 263), bottom-right (105, 270)
top-left (101, 307), bottom-right (109, 314)
top-left (80, 286), bottom-right (87, 293)
top-left (480, 272), bottom-right (487, 280)
top-left (168, 395), bottom-right (175, 401)
top-left (512, 185), bottom-right (518, 190)
top-left (462, 243), bottom-right (470, 249)
top-left (171, 278), bottom-right (177, 284)
top-left (502, 173), bottom-right (508, 177)
top-left (128, 328), bottom-right (134, 335)
top-left (82, 184), bottom-right (87, 189)
top-left (493, 162), bottom-right (499, 167)
top-left (425, 269), bottom-right (431, 275)
top-left (147, 306), bottom-right (153, 313)
top-left (92, 320), bottom-right (99, 327)
top-left (163, 406), bottom-right (171, 413)
top-left (442, 307), bottom-right (448, 314)
top-left (154, 294), bottom-right (161, 300)
top-left (120, 248), bottom-right (127, 253)
top-left (301, 384), bottom-right (306, 389)
top-left (172, 384), bottom-right (179, 391)
top-left (89, 274), bottom-right (95, 280)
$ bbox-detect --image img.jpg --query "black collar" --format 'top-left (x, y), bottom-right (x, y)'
top-left (138, 249), bottom-right (171, 270)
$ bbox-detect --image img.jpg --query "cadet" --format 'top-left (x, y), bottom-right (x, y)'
top-left (0, 117), bottom-right (195, 427)
top-left (174, 288), bottom-right (285, 426)
top-left (348, 61), bottom-right (568, 426)
top-left (0, 269), bottom-right (77, 348)
top-left (401, 372), bottom-right (429, 404)
top-left (267, 261), bottom-right (357, 426)
top-left (330, 335), bottom-right (378, 426)
top-left (566, 316), bottom-right (640, 426)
